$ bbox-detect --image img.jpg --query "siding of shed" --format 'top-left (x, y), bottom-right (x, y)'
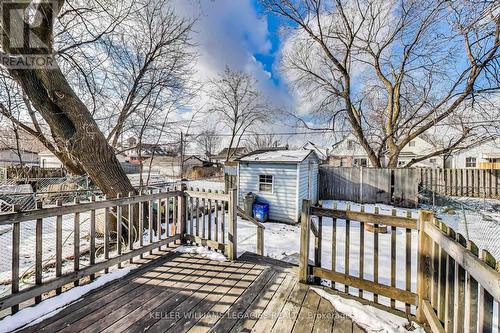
top-left (297, 154), bottom-right (319, 217)
top-left (238, 162), bottom-right (298, 223)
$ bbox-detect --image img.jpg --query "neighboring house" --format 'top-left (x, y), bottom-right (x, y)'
top-left (38, 150), bottom-right (63, 168)
top-left (236, 149), bottom-right (319, 223)
top-left (301, 141), bottom-right (329, 161)
top-left (327, 133), bottom-right (373, 167)
top-left (445, 138), bottom-right (500, 169)
top-left (123, 138), bottom-right (179, 163)
top-left (0, 148), bottom-right (39, 167)
top-left (327, 133), bottom-right (443, 168)
top-left (211, 147), bottom-right (247, 164)
top-left (397, 137), bottom-right (443, 168)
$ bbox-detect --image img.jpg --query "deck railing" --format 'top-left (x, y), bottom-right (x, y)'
top-left (184, 187), bottom-right (237, 260)
top-left (0, 185), bottom-right (268, 318)
top-left (0, 188), bottom-right (184, 316)
top-left (418, 212), bottom-right (500, 332)
top-left (299, 199), bottom-right (500, 332)
top-left (183, 187), bottom-right (265, 259)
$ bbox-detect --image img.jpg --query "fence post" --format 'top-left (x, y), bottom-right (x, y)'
top-left (299, 199), bottom-right (311, 284)
top-left (228, 188), bottom-right (237, 261)
top-left (178, 183), bottom-right (187, 244)
top-left (417, 210), bottom-right (434, 322)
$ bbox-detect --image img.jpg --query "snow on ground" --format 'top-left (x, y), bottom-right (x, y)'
top-left (174, 245), bottom-right (227, 262)
top-left (0, 266), bottom-right (135, 333)
top-left (183, 180), bottom-right (224, 191)
top-left (311, 287), bottom-right (424, 333)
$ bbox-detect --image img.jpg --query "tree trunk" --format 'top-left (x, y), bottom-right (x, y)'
top-left (7, 66), bottom-right (135, 197)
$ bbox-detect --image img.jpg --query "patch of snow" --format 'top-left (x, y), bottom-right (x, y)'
top-left (174, 245), bottom-right (227, 262)
top-left (0, 266), bottom-right (136, 333)
top-left (183, 180), bottom-right (224, 191)
top-left (311, 287), bottom-right (424, 333)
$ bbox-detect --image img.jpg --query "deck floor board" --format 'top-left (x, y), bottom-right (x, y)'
top-left (15, 251), bottom-right (360, 333)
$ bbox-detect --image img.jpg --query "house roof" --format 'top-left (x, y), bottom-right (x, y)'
top-left (211, 147), bottom-right (247, 160)
top-left (301, 141), bottom-right (328, 159)
top-left (0, 147), bottom-right (39, 154)
top-left (238, 149), bottom-right (317, 163)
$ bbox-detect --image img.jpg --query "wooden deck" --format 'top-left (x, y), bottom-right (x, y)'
top-left (18, 249), bottom-right (363, 333)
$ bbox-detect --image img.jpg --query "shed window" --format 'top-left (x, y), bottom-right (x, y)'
top-left (465, 157), bottom-right (476, 168)
top-left (259, 175), bottom-right (273, 192)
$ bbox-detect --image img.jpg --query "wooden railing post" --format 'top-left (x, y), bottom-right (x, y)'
top-left (417, 210), bottom-right (434, 322)
top-left (11, 205), bottom-right (20, 314)
top-left (228, 188), bottom-right (237, 261)
top-left (178, 183), bottom-right (187, 244)
top-left (257, 226), bottom-right (264, 256)
top-left (299, 199), bottom-right (311, 284)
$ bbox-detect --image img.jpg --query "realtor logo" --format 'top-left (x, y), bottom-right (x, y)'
top-left (0, 0), bottom-right (57, 68)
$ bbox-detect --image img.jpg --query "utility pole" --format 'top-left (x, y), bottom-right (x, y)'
top-left (180, 132), bottom-right (184, 179)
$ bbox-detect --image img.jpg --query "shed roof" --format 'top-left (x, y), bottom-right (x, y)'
top-left (238, 149), bottom-right (317, 163)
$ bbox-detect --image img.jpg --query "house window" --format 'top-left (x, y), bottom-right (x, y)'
top-left (259, 175), bottom-right (273, 192)
top-left (347, 140), bottom-right (355, 150)
top-left (409, 141), bottom-right (416, 147)
top-left (353, 158), bottom-right (367, 167)
top-left (429, 158), bottom-right (436, 164)
top-left (465, 157), bottom-right (477, 168)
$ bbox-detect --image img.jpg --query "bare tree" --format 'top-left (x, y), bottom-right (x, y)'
top-left (0, 0), bottom-right (197, 196)
top-left (0, 1), bottom-right (135, 196)
top-left (246, 133), bottom-right (283, 150)
top-left (195, 129), bottom-right (220, 160)
top-left (207, 67), bottom-right (268, 161)
top-left (103, 0), bottom-right (196, 148)
top-left (262, 0), bottom-right (500, 167)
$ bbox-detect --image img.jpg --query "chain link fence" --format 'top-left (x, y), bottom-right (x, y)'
top-left (419, 188), bottom-right (500, 262)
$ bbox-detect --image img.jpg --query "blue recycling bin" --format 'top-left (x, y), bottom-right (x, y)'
top-left (252, 202), bottom-right (269, 222)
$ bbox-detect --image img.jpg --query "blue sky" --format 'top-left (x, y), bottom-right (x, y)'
top-left (172, 0), bottom-right (335, 146)
top-left (173, 0), bottom-right (293, 108)
top-left (252, 0), bottom-right (282, 85)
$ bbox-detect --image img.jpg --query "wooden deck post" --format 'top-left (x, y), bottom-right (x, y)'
top-left (417, 210), bottom-right (434, 322)
top-left (299, 199), bottom-right (311, 284)
top-left (256, 226), bottom-right (264, 256)
top-left (178, 183), bottom-right (187, 244)
top-left (228, 188), bottom-right (237, 261)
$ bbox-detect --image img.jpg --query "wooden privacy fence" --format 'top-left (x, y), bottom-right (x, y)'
top-left (420, 168), bottom-right (500, 198)
top-left (299, 199), bottom-right (500, 332)
top-left (318, 166), bottom-right (420, 207)
top-left (0, 185), bottom-right (265, 317)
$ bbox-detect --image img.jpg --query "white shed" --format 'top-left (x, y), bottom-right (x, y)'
top-left (237, 149), bottom-right (319, 223)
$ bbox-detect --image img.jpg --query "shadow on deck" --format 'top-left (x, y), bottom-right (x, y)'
top-left (17, 249), bottom-right (363, 333)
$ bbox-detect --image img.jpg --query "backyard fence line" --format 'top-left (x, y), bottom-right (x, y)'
top-left (318, 167), bottom-right (500, 207)
top-left (318, 166), bottom-right (420, 207)
top-left (420, 168), bottom-right (500, 198)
